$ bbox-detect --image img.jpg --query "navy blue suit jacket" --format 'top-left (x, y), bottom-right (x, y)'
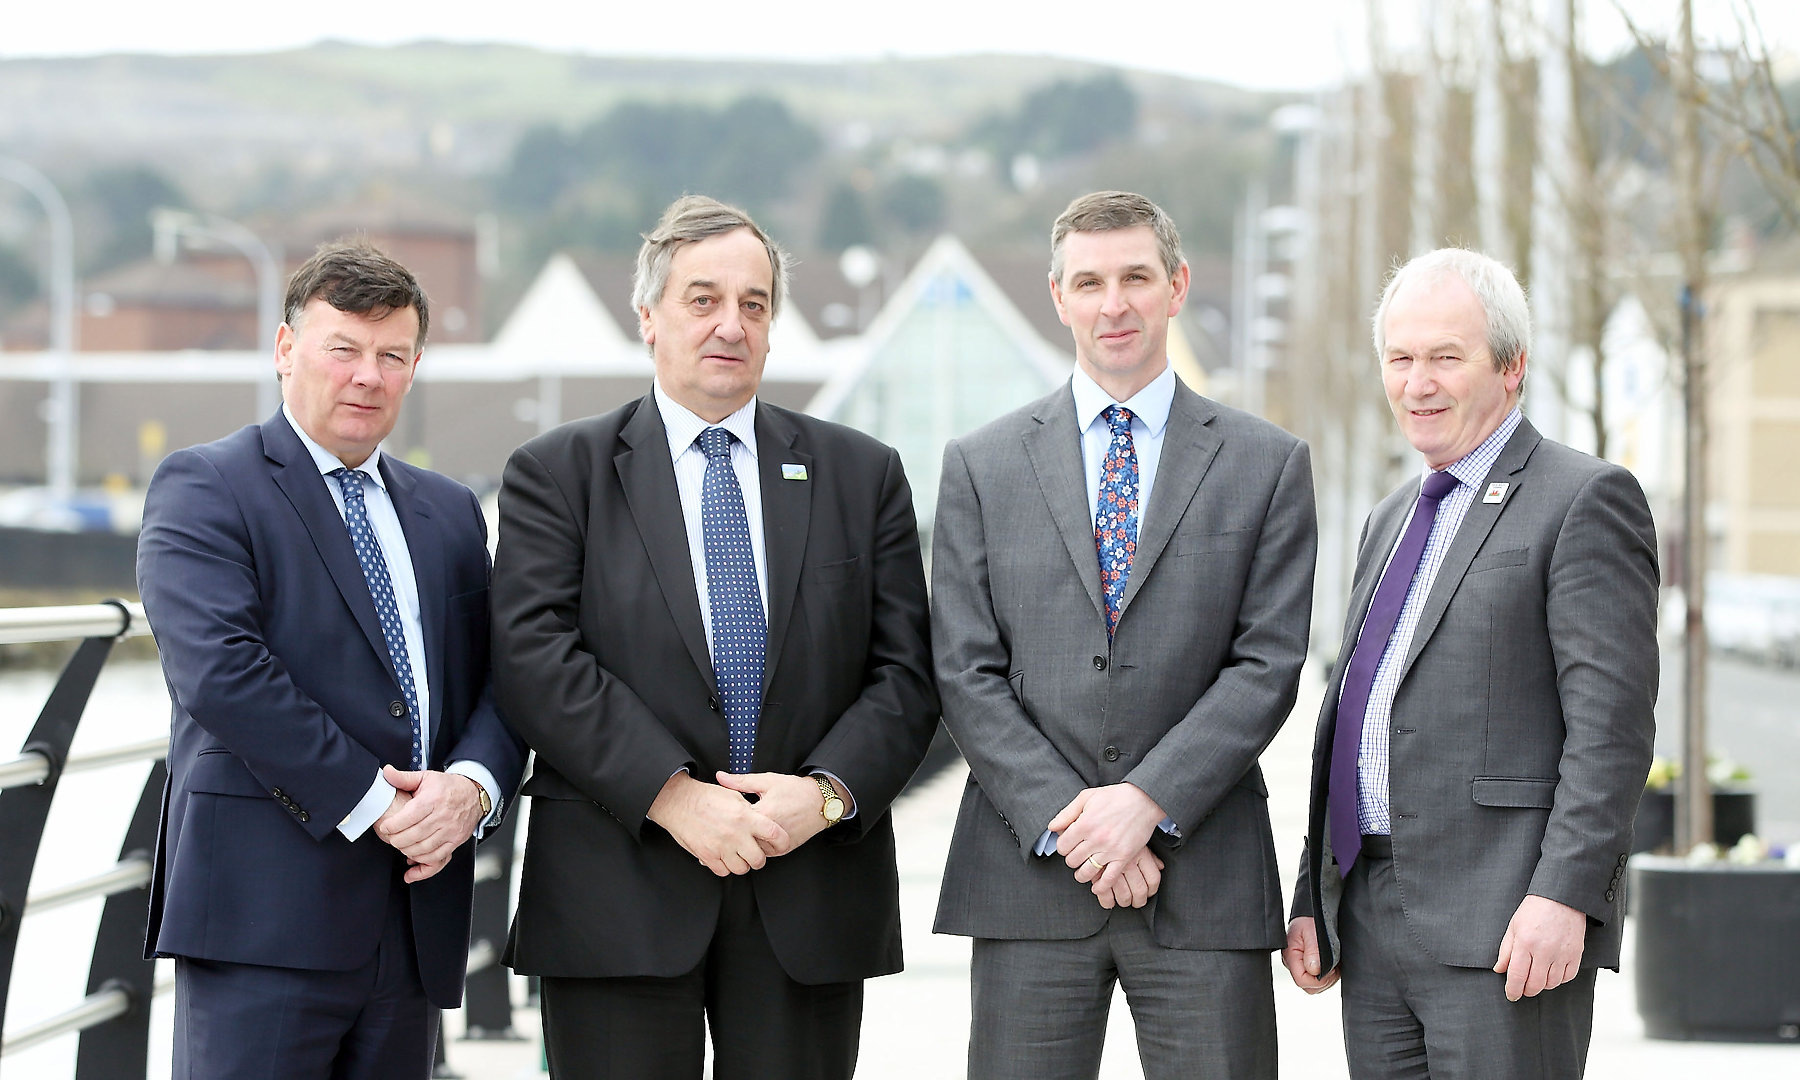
top-left (137, 410), bottom-right (526, 1008)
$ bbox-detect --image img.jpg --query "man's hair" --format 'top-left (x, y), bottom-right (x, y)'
top-left (1049, 191), bottom-right (1184, 286)
top-left (631, 195), bottom-right (790, 319)
top-left (283, 239), bottom-right (430, 347)
top-left (1373, 248), bottom-right (1530, 386)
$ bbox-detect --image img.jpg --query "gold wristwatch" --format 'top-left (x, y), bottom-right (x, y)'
top-left (814, 776), bottom-right (845, 826)
top-left (474, 781), bottom-right (492, 819)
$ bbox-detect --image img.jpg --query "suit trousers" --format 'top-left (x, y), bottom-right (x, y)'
top-left (969, 905), bottom-right (1277, 1080)
top-left (1339, 848), bottom-right (1596, 1079)
top-left (538, 875), bottom-right (863, 1080)
top-left (171, 873), bottom-right (435, 1080)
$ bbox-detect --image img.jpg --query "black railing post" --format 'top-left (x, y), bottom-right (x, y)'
top-left (462, 807), bottom-right (521, 1039)
top-left (73, 759), bottom-right (165, 1080)
top-left (0, 630), bottom-right (121, 1072)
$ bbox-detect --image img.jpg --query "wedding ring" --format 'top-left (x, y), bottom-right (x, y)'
top-left (1086, 854), bottom-right (1106, 872)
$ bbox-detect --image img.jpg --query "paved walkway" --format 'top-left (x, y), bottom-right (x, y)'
top-left (438, 664), bottom-right (1799, 1079)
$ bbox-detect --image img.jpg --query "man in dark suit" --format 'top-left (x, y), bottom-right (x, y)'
top-left (491, 195), bottom-right (937, 1080)
top-left (931, 190), bottom-right (1316, 1079)
top-left (1284, 248), bottom-right (1658, 1078)
top-left (137, 241), bottom-right (526, 1079)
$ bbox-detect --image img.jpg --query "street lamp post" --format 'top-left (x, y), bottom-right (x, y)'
top-left (152, 208), bottom-right (283, 418)
top-left (0, 157), bottom-right (78, 503)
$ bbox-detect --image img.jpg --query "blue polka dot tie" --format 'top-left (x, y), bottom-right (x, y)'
top-left (330, 468), bottom-right (423, 771)
top-left (1094, 405), bottom-right (1140, 639)
top-left (698, 428), bottom-right (766, 774)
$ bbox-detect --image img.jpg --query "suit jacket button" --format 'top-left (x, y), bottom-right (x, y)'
top-left (708, 696), bottom-right (720, 712)
top-left (298, 811), bottom-right (310, 823)
top-left (1605, 889), bottom-right (1615, 902)
top-left (271, 788), bottom-right (283, 798)
top-left (1103, 746), bottom-right (1120, 762)
top-left (1092, 656), bottom-right (1107, 671)
top-left (389, 701), bottom-right (406, 717)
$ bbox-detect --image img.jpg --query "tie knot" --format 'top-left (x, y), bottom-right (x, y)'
top-left (698, 427), bottom-right (735, 463)
top-left (1421, 470), bottom-right (1458, 501)
top-left (330, 467), bottom-right (366, 501)
top-left (1104, 405), bottom-right (1134, 434)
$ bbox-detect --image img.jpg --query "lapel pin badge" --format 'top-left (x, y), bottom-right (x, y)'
top-left (1483, 482), bottom-right (1509, 504)
top-left (781, 463), bottom-right (808, 481)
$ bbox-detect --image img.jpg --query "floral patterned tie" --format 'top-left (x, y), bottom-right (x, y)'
top-left (1093, 405), bottom-right (1140, 639)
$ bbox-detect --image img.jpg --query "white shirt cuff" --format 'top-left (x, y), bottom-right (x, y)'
top-left (448, 760), bottom-right (504, 838)
top-left (338, 771), bottom-right (396, 841)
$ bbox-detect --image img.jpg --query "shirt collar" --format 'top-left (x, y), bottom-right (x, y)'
top-left (654, 380), bottom-right (759, 461)
top-left (1070, 362), bottom-right (1175, 438)
top-left (283, 402), bottom-right (387, 492)
top-left (1437, 407), bottom-right (1524, 491)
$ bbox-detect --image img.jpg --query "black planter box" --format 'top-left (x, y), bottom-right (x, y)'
top-left (1632, 856), bottom-right (1800, 1042)
top-left (1632, 789), bottom-right (1755, 854)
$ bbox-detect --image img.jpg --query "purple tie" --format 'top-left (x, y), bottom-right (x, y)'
top-left (1328, 469), bottom-right (1459, 877)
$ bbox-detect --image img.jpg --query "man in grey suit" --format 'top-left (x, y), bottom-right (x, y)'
top-left (932, 190), bottom-right (1316, 1079)
top-left (1284, 248), bottom-right (1658, 1078)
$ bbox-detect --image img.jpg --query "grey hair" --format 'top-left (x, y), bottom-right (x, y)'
top-left (1050, 190), bottom-right (1184, 287)
top-left (630, 195), bottom-right (790, 319)
top-left (1373, 248), bottom-right (1531, 387)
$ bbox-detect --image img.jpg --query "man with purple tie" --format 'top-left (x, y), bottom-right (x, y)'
top-left (1285, 248), bottom-right (1658, 1079)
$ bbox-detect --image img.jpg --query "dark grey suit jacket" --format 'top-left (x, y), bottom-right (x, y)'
top-left (933, 378), bottom-right (1317, 949)
top-left (1294, 417), bottom-right (1659, 973)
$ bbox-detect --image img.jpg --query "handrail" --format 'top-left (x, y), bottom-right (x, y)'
top-left (25, 854), bottom-right (152, 917)
top-left (0, 975), bottom-right (172, 1057)
top-left (0, 601), bottom-right (150, 647)
top-left (0, 751), bottom-right (50, 792)
top-left (64, 737), bottom-right (169, 774)
top-left (0, 736), bottom-right (171, 795)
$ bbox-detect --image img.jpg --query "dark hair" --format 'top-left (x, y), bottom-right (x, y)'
top-left (1050, 190), bottom-right (1183, 286)
top-left (283, 239), bottom-right (430, 347)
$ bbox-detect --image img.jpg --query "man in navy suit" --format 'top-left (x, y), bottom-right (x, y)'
top-left (137, 242), bottom-right (526, 1079)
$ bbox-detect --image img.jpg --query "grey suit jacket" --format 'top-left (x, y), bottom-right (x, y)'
top-left (932, 378), bottom-right (1317, 949)
top-left (1293, 417), bottom-right (1658, 973)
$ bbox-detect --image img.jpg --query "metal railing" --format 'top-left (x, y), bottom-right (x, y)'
top-left (0, 601), bottom-right (523, 1077)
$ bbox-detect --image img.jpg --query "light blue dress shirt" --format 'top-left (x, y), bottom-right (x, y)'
top-left (1034, 364), bottom-right (1182, 856)
top-left (282, 405), bottom-right (502, 842)
top-left (653, 383), bottom-right (856, 816)
top-left (1352, 407), bottom-right (1523, 834)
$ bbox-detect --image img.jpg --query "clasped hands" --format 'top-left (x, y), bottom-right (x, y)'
top-left (1283, 893), bottom-right (1587, 1001)
top-left (1049, 783), bottom-right (1168, 910)
top-left (373, 765), bottom-right (487, 884)
top-left (648, 771), bottom-right (845, 877)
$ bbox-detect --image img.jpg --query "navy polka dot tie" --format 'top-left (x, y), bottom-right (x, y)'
top-left (698, 428), bottom-right (766, 774)
top-left (1094, 405), bottom-right (1140, 639)
top-left (330, 468), bottom-right (423, 771)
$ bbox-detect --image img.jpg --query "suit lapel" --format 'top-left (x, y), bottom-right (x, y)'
top-left (615, 396), bottom-right (717, 695)
top-left (755, 405), bottom-right (810, 692)
top-left (262, 412), bottom-right (396, 685)
top-left (384, 457), bottom-right (445, 745)
top-left (1118, 382), bottom-right (1221, 617)
top-left (1398, 420), bottom-right (1542, 679)
top-left (1023, 384), bottom-right (1105, 623)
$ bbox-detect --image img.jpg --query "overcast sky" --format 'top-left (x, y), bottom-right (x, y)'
top-left (3, 1), bottom-right (1796, 92)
